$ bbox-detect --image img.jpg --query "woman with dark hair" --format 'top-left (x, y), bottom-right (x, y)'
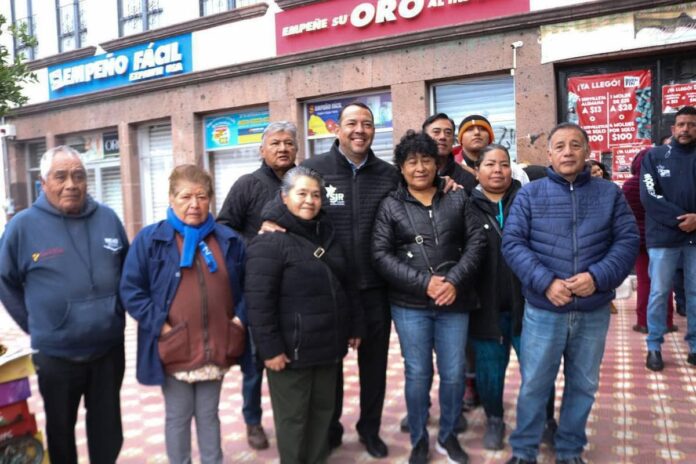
top-left (244, 166), bottom-right (362, 464)
top-left (587, 159), bottom-right (610, 180)
top-left (120, 164), bottom-right (247, 464)
top-left (468, 144), bottom-right (556, 451)
top-left (372, 131), bottom-right (484, 464)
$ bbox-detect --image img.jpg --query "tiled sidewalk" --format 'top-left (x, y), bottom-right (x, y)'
top-left (2, 295), bottom-right (696, 463)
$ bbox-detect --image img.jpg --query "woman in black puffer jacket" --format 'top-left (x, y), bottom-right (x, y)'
top-left (468, 144), bottom-right (555, 452)
top-left (372, 131), bottom-right (484, 464)
top-left (245, 166), bottom-right (363, 464)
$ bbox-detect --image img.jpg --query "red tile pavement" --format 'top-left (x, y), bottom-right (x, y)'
top-left (2, 293), bottom-right (696, 463)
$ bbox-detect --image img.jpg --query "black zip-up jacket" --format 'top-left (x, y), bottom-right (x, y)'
top-left (302, 141), bottom-right (401, 291)
top-left (245, 196), bottom-right (363, 369)
top-left (372, 182), bottom-right (485, 311)
top-left (468, 182), bottom-right (525, 339)
top-left (217, 161), bottom-right (285, 242)
top-left (440, 154), bottom-right (477, 194)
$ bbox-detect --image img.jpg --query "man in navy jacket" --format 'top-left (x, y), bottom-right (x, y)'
top-left (502, 123), bottom-right (638, 464)
top-left (640, 105), bottom-right (696, 371)
top-left (0, 146), bottom-right (128, 464)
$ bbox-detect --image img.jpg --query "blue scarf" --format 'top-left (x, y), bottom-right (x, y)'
top-left (166, 208), bottom-right (218, 272)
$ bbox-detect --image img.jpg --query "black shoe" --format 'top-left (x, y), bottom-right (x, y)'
top-left (482, 416), bottom-right (505, 450)
top-left (506, 458), bottom-right (537, 464)
top-left (646, 350), bottom-right (664, 371)
top-left (687, 352), bottom-right (696, 366)
top-left (556, 458), bottom-right (586, 464)
top-left (667, 324), bottom-right (679, 333)
top-left (454, 413), bottom-right (467, 434)
top-left (436, 435), bottom-right (468, 464)
top-left (359, 434), bottom-right (388, 458)
top-left (632, 324), bottom-right (648, 334)
top-left (409, 438), bottom-right (429, 464)
top-left (541, 418), bottom-right (557, 448)
top-left (400, 414), bottom-right (410, 433)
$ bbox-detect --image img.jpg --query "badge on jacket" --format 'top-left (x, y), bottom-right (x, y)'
top-left (103, 237), bottom-right (122, 252)
top-left (325, 184), bottom-right (345, 206)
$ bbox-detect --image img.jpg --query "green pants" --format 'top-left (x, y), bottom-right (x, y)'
top-left (267, 363), bottom-right (338, 464)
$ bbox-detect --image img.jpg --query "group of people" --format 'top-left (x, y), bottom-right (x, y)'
top-left (0, 103), bottom-right (693, 464)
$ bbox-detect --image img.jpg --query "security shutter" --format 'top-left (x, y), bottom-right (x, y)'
top-left (212, 145), bottom-right (261, 214)
top-left (101, 166), bottom-right (124, 221)
top-left (433, 76), bottom-right (517, 160)
top-left (141, 124), bottom-right (173, 224)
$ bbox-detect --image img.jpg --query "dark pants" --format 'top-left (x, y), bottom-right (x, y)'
top-left (33, 343), bottom-right (125, 464)
top-left (472, 312), bottom-right (555, 420)
top-left (330, 288), bottom-right (391, 441)
top-left (240, 327), bottom-right (264, 426)
top-left (267, 364), bottom-right (337, 464)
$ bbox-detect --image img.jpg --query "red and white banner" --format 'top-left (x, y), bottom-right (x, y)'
top-left (567, 70), bottom-right (652, 153)
top-left (275, 0), bottom-right (530, 55)
top-left (662, 82), bottom-right (696, 113)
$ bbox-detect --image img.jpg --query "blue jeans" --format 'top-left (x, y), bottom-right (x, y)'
top-left (646, 247), bottom-right (696, 352)
top-left (240, 328), bottom-right (263, 425)
top-left (391, 305), bottom-right (468, 445)
top-left (510, 304), bottom-right (610, 461)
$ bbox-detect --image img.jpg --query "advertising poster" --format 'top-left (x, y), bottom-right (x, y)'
top-left (205, 110), bottom-right (269, 151)
top-left (306, 92), bottom-right (392, 138)
top-left (611, 143), bottom-right (650, 183)
top-left (567, 70), bottom-right (652, 153)
top-left (662, 82), bottom-right (696, 113)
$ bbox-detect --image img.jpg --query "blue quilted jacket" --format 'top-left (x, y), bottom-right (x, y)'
top-left (502, 167), bottom-right (639, 313)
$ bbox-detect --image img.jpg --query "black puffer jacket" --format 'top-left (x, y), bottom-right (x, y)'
top-left (302, 141), bottom-right (401, 291)
top-left (372, 182), bottom-right (485, 311)
top-left (217, 162), bottom-right (284, 242)
top-left (245, 196), bottom-right (363, 369)
top-left (468, 182), bottom-right (525, 339)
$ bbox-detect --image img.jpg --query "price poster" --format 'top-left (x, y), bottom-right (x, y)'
top-left (611, 143), bottom-right (651, 183)
top-left (662, 83), bottom-right (696, 113)
top-left (567, 70), bottom-right (652, 152)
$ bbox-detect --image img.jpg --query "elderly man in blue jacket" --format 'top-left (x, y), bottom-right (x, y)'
top-left (502, 122), bottom-right (639, 464)
top-left (0, 146), bottom-right (128, 464)
top-left (640, 105), bottom-right (696, 371)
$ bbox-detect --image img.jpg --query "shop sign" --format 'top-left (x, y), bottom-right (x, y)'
top-left (567, 70), bottom-right (652, 153)
top-left (276, 0), bottom-right (530, 55)
top-left (662, 83), bottom-right (696, 113)
top-left (48, 33), bottom-right (193, 100)
top-left (103, 132), bottom-right (120, 155)
top-left (205, 110), bottom-right (270, 151)
top-left (306, 92), bottom-right (392, 138)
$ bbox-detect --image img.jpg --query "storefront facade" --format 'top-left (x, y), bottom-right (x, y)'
top-left (3, 0), bottom-right (692, 235)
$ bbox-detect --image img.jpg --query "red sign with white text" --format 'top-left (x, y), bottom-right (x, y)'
top-left (662, 83), bottom-right (696, 113)
top-left (275, 0), bottom-right (531, 55)
top-left (567, 70), bottom-right (652, 153)
top-left (611, 143), bottom-right (651, 183)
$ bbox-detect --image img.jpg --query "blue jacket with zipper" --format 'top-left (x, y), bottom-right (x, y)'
top-left (119, 220), bottom-right (247, 385)
top-left (0, 193), bottom-right (128, 359)
top-left (640, 139), bottom-right (696, 248)
top-left (502, 167), bottom-right (639, 313)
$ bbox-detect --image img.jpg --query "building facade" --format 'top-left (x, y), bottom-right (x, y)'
top-left (1, 0), bottom-right (694, 236)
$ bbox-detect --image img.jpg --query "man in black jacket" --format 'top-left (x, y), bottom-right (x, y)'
top-left (641, 105), bottom-right (696, 371)
top-left (423, 113), bottom-right (476, 193)
top-left (302, 102), bottom-right (400, 458)
top-left (217, 121), bottom-right (298, 450)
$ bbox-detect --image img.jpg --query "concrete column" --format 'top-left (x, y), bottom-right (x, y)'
top-left (118, 122), bottom-right (143, 238)
top-left (171, 111), bottom-right (201, 166)
top-left (390, 81), bottom-right (429, 145)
